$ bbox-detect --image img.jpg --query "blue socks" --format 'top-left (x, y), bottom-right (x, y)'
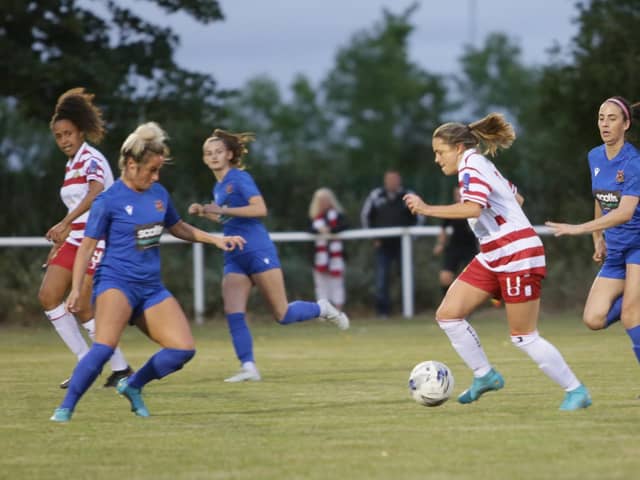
top-left (226, 313), bottom-right (254, 363)
top-left (279, 301), bottom-right (321, 325)
top-left (626, 325), bottom-right (640, 364)
top-left (605, 296), bottom-right (622, 327)
top-left (128, 348), bottom-right (195, 389)
top-left (60, 342), bottom-right (114, 410)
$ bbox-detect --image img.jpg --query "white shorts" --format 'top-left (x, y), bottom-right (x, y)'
top-left (313, 270), bottom-right (346, 307)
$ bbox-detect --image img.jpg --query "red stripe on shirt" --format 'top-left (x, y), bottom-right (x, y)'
top-left (485, 246), bottom-right (546, 268)
top-left (479, 227), bottom-right (539, 253)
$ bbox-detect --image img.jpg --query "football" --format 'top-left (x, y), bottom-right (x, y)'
top-left (408, 360), bottom-right (454, 407)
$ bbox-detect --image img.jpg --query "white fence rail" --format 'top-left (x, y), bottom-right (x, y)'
top-left (0, 226), bottom-right (553, 323)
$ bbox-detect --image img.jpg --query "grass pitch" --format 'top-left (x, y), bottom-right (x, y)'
top-left (1, 312), bottom-right (638, 480)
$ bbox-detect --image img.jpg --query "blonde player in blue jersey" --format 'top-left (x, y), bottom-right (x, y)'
top-left (189, 129), bottom-right (349, 383)
top-left (50, 123), bottom-right (246, 422)
top-left (547, 96), bottom-right (640, 380)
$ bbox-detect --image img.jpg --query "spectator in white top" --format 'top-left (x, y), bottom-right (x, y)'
top-left (38, 88), bottom-right (133, 389)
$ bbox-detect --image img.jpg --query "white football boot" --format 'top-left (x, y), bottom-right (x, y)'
top-left (224, 362), bottom-right (261, 383)
top-left (317, 299), bottom-right (350, 330)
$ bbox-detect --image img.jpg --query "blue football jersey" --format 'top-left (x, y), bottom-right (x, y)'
top-left (85, 179), bottom-right (181, 282)
top-left (213, 168), bottom-right (274, 256)
top-left (589, 142), bottom-right (640, 251)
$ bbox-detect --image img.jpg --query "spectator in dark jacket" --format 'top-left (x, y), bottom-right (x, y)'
top-left (360, 170), bottom-right (421, 317)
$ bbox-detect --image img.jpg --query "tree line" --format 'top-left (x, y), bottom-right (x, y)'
top-left (1, 0), bottom-right (638, 321)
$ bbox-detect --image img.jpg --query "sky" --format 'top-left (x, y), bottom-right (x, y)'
top-left (138, 0), bottom-right (580, 92)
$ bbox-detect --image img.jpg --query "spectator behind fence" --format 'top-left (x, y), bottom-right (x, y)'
top-left (309, 188), bottom-right (348, 311)
top-left (360, 170), bottom-right (422, 318)
top-left (433, 186), bottom-right (479, 298)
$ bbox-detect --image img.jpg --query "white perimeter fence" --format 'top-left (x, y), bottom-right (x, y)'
top-left (0, 226), bottom-right (553, 323)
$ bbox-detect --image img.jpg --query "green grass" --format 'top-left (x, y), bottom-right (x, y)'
top-left (1, 312), bottom-right (638, 480)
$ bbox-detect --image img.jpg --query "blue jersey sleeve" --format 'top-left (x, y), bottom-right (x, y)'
top-left (164, 195), bottom-right (181, 228)
top-left (237, 171), bottom-right (262, 199)
top-left (85, 193), bottom-right (110, 239)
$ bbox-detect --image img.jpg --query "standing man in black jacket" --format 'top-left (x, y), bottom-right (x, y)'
top-left (361, 170), bottom-right (421, 317)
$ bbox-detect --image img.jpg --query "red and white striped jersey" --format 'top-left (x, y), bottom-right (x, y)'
top-left (458, 149), bottom-right (546, 276)
top-left (60, 142), bottom-right (114, 246)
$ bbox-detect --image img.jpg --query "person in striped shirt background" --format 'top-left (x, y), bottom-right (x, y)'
top-left (308, 188), bottom-right (348, 311)
top-left (38, 88), bottom-right (132, 389)
top-left (403, 112), bottom-right (591, 411)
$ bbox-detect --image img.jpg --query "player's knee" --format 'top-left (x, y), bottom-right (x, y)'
top-left (38, 287), bottom-right (59, 311)
top-left (435, 303), bottom-right (455, 321)
top-left (582, 312), bottom-right (606, 330)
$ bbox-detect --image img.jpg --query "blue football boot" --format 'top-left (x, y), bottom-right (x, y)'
top-left (458, 368), bottom-right (505, 404)
top-left (559, 384), bottom-right (592, 411)
top-left (116, 378), bottom-right (150, 417)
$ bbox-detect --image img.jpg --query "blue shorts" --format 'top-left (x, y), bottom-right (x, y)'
top-left (598, 247), bottom-right (640, 280)
top-left (224, 246), bottom-right (281, 276)
top-left (93, 276), bottom-right (172, 323)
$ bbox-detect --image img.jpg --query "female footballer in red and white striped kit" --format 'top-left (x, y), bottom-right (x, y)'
top-left (404, 113), bottom-right (591, 411)
top-left (38, 88), bottom-right (132, 388)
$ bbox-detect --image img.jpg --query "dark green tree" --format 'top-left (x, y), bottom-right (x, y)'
top-left (322, 4), bottom-right (452, 202)
top-left (0, 0), bottom-right (223, 120)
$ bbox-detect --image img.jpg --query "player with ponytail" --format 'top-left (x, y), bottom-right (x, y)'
top-left (405, 113), bottom-right (591, 411)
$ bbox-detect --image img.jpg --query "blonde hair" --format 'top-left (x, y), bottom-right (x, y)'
top-left (118, 122), bottom-right (170, 171)
top-left (308, 188), bottom-right (344, 219)
top-left (205, 128), bottom-right (255, 169)
top-left (433, 112), bottom-right (516, 157)
top-left (50, 87), bottom-right (105, 144)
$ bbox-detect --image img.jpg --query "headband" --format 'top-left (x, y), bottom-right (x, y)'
top-left (605, 97), bottom-right (631, 123)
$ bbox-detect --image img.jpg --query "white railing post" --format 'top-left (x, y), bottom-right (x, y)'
top-left (401, 230), bottom-right (414, 318)
top-left (193, 242), bottom-right (205, 325)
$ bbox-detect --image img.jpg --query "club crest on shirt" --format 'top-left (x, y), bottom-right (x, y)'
top-left (616, 170), bottom-right (624, 183)
top-left (594, 167), bottom-right (600, 177)
top-left (86, 159), bottom-right (100, 175)
top-left (125, 205), bottom-right (133, 216)
top-left (154, 200), bottom-right (165, 212)
top-left (462, 172), bottom-right (471, 192)
top-left (226, 183), bottom-right (234, 194)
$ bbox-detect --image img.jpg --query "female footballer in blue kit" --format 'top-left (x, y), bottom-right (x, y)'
top-left (547, 96), bottom-right (640, 377)
top-left (189, 129), bottom-right (349, 383)
top-left (50, 123), bottom-right (246, 422)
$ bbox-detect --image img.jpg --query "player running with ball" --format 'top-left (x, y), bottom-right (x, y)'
top-left (404, 113), bottom-right (591, 411)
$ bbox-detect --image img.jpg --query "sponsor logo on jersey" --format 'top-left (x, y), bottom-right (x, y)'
top-left (616, 170), bottom-right (624, 183)
top-left (134, 222), bottom-right (164, 250)
top-left (594, 190), bottom-right (621, 211)
top-left (154, 199), bottom-right (164, 212)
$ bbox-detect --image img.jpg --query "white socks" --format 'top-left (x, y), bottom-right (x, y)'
top-left (438, 319), bottom-right (492, 377)
top-left (45, 304), bottom-right (89, 360)
top-left (511, 331), bottom-right (580, 391)
top-left (438, 318), bottom-right (581, 392)
top-left (82, 319), bottom-right (129, 371)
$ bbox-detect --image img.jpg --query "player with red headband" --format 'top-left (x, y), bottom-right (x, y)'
top-left (547, 96), bottom-right (640, 386)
